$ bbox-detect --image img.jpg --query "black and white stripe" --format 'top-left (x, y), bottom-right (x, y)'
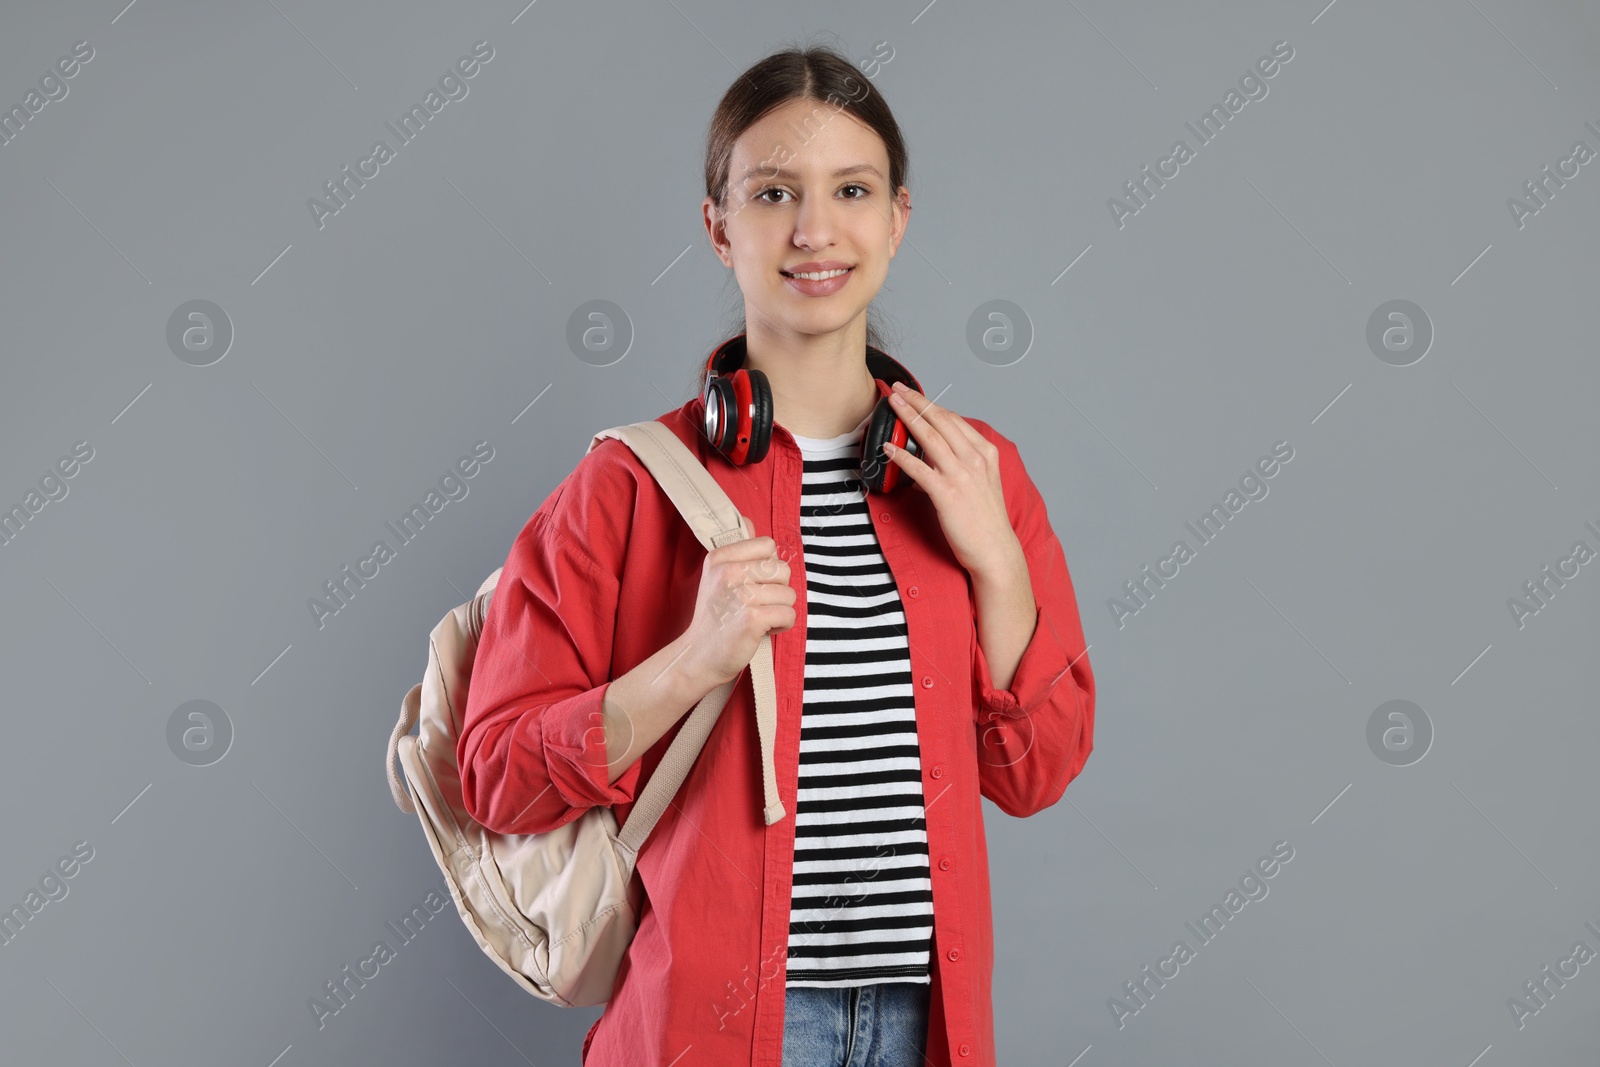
top-left (785, 424), bottom-right (933, 988)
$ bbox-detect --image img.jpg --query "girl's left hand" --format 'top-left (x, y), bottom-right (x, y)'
top-left (879, 381), bottom-right (1024, 577)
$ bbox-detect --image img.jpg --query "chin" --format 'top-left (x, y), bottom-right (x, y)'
top-left (772, 299), bottom-right (871, 334)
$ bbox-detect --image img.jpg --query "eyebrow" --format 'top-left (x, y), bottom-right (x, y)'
top-left (739, 163), bottom-right (883, 183)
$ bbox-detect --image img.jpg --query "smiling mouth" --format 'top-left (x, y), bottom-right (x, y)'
top-left (781, 267), bottom-right (853, 280)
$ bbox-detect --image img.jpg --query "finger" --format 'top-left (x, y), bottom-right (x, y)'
top-left (889, 385), bottom-right (985, 460)
top-left (717, 535), bottom-right (779, 559)
top-left (880, 440), bottom-right (932, 493)
top-left (887, 386), bottom-right (961, 470)
top-left (741, 580), bottom-right (796, 606)
top-left (892, 384), bottom-right (989, 463)
top-left (748, 555), bottom-right (791, 583)
top-left (932, 401), bottom-right (991, 453)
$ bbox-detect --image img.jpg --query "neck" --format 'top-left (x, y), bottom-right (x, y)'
top-left (740, 314), bottom-right (880, 439)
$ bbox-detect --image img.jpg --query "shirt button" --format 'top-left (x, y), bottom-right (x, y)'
top-left (939, 858), bottom-right (952, 871)
top-left (907, 585), bottom-right (920, 598)
top-left (878, 511), bottom-right (892, 523)
top-left (958, 1042), bottom-right (972, 1057)
top-left (930, 765), bottom-right (943, 779)
top-left (921, 676), bottom-right (934, 689)
top-left (947, 948), bottom-right (960, 962)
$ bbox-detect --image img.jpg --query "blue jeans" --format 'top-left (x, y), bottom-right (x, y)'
top-left (782, 982), bottom-right (931, 1067)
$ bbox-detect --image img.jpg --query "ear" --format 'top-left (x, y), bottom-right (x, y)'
top-left (703, 196), bottom-right (733, 267)
top-left (888, 188), bottom-right (911, 258)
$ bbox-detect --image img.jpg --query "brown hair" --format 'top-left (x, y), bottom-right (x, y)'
top-left (705, 45), bottom-right (909, 212)
top-left (690, 41), bottom-right (910, 395)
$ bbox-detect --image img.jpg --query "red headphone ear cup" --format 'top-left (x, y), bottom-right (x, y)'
top-left (744, 367), bottom-right (773, 464)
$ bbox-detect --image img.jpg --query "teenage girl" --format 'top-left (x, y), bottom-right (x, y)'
top-left (459, 44), bottom-right (1095, 1067)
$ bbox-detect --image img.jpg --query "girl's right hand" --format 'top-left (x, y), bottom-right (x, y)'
top-left (679, 522), bottom-right (796, 688)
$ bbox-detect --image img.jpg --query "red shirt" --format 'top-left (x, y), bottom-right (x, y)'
top-left (458, 393), bottom-right (1095, 1066)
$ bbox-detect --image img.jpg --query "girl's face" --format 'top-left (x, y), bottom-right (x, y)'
top-left (704, 96), bottom-right (909, 343)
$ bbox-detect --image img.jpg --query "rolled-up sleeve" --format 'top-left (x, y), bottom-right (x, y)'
top-left (458, 499), bottom-right (643, 836)
top-left (969, 430), bottom-right (1095, 818)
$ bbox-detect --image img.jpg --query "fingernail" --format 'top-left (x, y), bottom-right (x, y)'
top-left (892, 381), bottom-right (909, 392)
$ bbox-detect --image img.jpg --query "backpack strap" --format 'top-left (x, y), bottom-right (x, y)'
top-left (587, 422), bottom-right (785, 848)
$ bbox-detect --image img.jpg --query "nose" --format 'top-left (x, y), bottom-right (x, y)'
top-left (791, 192), bottom-right (840, 251)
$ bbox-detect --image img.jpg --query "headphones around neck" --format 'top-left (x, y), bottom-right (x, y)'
top-left (700, 334), bottom-right (925, 493)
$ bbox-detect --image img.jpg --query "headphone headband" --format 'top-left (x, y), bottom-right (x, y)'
top-left (705, 334), bottom-right (924, 394)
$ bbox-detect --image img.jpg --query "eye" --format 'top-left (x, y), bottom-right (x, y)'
top-left (840, 183), bottom-right (870, 199)
top-left (754, 187), bottom-right (792, 204)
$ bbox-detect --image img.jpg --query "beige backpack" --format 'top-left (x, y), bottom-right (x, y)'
top-left (385, 420), bottom-right (784, 1007)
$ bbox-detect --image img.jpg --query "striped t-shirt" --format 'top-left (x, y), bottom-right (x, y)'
top-left (784, 416), bottom-right (934, 988)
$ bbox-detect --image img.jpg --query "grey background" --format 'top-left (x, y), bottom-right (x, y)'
top-left (2, 0), bottom-right (1597, 1064)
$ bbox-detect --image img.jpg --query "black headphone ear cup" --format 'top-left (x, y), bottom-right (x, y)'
top-left (744, 367), bottom-right (773, 464)
top-left (860, 397), bottom-right (906, 493)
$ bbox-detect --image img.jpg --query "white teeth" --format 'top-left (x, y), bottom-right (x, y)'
top-left (787, 268), bottom-right (850, 280)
